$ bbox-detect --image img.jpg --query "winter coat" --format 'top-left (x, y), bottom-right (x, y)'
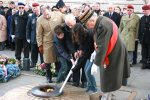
top-left (138, 15), bottom-right (150, 44)
top-left (0, 14), bottom-right (7, 42)
top-left (53, 34), bottom-right (71, 61)
top-left (11, 11), bottom-right (28, 39)
top-left (36, 11), bottom-right (64, 63)
top-left (119, 13), bottom-right (140, 51)
top-left (26, 13), bottom-right (41, 44)
top-left (94, 16), bottom-right (130, 92)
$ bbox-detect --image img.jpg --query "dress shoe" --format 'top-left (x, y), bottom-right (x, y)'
top-left (81, 82), bottom-right (87, 88)
top-left (72, 82), bottom-right (79, 87)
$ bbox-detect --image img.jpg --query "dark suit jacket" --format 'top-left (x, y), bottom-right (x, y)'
top-left (103, 12), bottom-right (121, 27)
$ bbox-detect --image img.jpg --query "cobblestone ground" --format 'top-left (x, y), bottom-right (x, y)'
top-left (0, 47), bottom-right (150, 100)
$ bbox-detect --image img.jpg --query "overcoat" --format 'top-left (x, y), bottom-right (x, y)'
top-left (119, 13), bottom-right (140, 51)
top-left (36, 11), bottom-right (64, 63)
top-left (94, 16), bottom-right (130, 92)
top-left (0, 14), bottom-right (7, 42)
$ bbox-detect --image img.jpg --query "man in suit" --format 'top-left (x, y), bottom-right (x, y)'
top-left (138, 4), bottom-right (150, 69)
top-left (11, 2), bottom-right (29, 67)
top-left (103, 4), bottom-right (121, 27)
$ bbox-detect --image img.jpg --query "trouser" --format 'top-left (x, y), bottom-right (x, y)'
top-left (45, 63), bottom-right (52, 81)
top-left (84, 60), bottom-right (97, 90)
top-left (128, 51), bottom-right (133, 64)
top-left (73, 58), bottom-right (87, 84)
top-left (0, 42), bottom-right (5, 50)
top-left (133, 41), bottom-right (138, 64)
top-left (15, 38), bottom-right (30, 60)
top-left (142, 43), bottom-right (150, 67)
top-left (55, 61), bottom-right (61, 76)
top-left (31, 43), bottom-right (43, 65)
top-left (57, 57), bottom-right (71, 82)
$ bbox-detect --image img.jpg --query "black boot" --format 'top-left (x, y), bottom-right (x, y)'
top-left (45, 63), bottom-right (52, 83)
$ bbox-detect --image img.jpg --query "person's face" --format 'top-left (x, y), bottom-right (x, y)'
top-left (86, 16), bottom-right (97, 29)
top-left (18, 5), bottom-right (25, 13)
top-left (84, 6), bottom-right (90, 12)
top-left (12, 9), bottom-right (18, 15)
top-left (114, 7), bottom-right (120, 14)
top-left (57, 33), bottom-right (64, 39)
top-left (43, 9), bottom-right (50, 18)
top-left (143, 9), bottom-right (150, 16)
top-left (9, 4), bottom-right (15, 9)
top-left (60, 6), bottom-right (67, 13)
top-left (32, 6), bottom-right (40, 13)
top-left (72, 8), bottom-right (81, 17)
top-left (0, 1), bottom-right (3, 6)
top-left (66, 19), bottom-right (76, 29)
top-left (127, 8), bottom-right (134, 15)
top-left (95, 4), bottom-right (100, 10)
top-left (108, 6), bottom-right (114, 12)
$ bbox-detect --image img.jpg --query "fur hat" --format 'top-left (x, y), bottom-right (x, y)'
top-left (79, 10), bottom-right (94, 24)
top-left (32, 3), bottom-right (39, 7)
top-left (127, 5), bottom-right (134, 9)
top-left (142, 4), bottom-right (150, 10)
top-left (56, 0), bottom-right (65, 9)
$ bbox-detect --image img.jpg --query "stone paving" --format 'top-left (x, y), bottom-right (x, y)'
top-left (0, 49), bottom-right (150, 100)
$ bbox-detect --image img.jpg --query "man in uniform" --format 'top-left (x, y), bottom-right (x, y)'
top-left (139, 4), bottom-right (150, 69)
top-left (26, 2), bottom-right (43, 68)
top-left (11, 2), bottom-right (29, 66)
top-left (119, 5), bottom-right (140, 66)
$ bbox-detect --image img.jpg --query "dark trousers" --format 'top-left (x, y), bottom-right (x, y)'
top-left (57, 57), bottom-right (71, 82)
top-left (15, 38), bottom-right (30, 60)
top-left (73, 58), bottom-right (87, 84)
top-left (142, 43), bottom-right (150, 66)
top-left (133, 41), bottom-right (138, 64)
top-left (31, 43), bottom-right (43, 64)
top-left (0, 42), bottom-right (5, 50)
top-left (45, 63), bottom-right (52, 81)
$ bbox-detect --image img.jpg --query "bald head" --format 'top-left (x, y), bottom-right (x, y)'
top-left (65, 14), bottom-right (76, 28)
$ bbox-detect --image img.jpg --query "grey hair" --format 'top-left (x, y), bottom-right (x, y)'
top-left (65, 14), bottom-right (76, 23)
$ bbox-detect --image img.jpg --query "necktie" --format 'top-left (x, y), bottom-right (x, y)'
top-left (109, 13), bottom-right (111, 18)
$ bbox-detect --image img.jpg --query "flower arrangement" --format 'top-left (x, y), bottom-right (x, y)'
top-left (0, 55), bottom-right (16, 65)
top-left (0, 55), bottom-right (20, 83)
top-left (34, 63), bottom-right (56, 76)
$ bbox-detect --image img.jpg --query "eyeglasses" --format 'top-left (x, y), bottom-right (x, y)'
top-left (19, 7), bottom-right (24, 9)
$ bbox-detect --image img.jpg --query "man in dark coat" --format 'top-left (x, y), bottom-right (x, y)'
top-left (26, 3), bottom-right (43, 68)
top-left (138, 4), bottom-right (150, 69)
top-left (103, 4), bottom-right (121, 27)
top-left (11, 2), bottom-right (29, 66)
top-left (79, 10), bottom-right (130, 99)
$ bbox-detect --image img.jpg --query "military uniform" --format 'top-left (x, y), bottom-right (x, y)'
top-left (26, 13), bottom-right (43, 67)
top-left (139, 15), bottom-right (150, 68)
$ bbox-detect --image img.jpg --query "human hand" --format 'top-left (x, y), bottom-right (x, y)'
top-left (27, 39), bottom-right (30, 43)
top-left (74, 52), bottom-right (79, 59)
top-left (70, 59), bottom-right (75, 65)
top-left (39, 45), bottom-right (43, 54)
top-left (11, 35), bottom-right (15, 39)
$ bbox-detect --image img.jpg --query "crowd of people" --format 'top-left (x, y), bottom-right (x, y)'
top-left (0, 0), bottom-right (150, 99)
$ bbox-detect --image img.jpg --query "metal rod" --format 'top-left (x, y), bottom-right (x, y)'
top-left (59, 58), bottom-right (78, 93)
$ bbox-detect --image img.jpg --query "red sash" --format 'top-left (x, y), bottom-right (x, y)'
top-left (102, 21), bottom-right (118, 68)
